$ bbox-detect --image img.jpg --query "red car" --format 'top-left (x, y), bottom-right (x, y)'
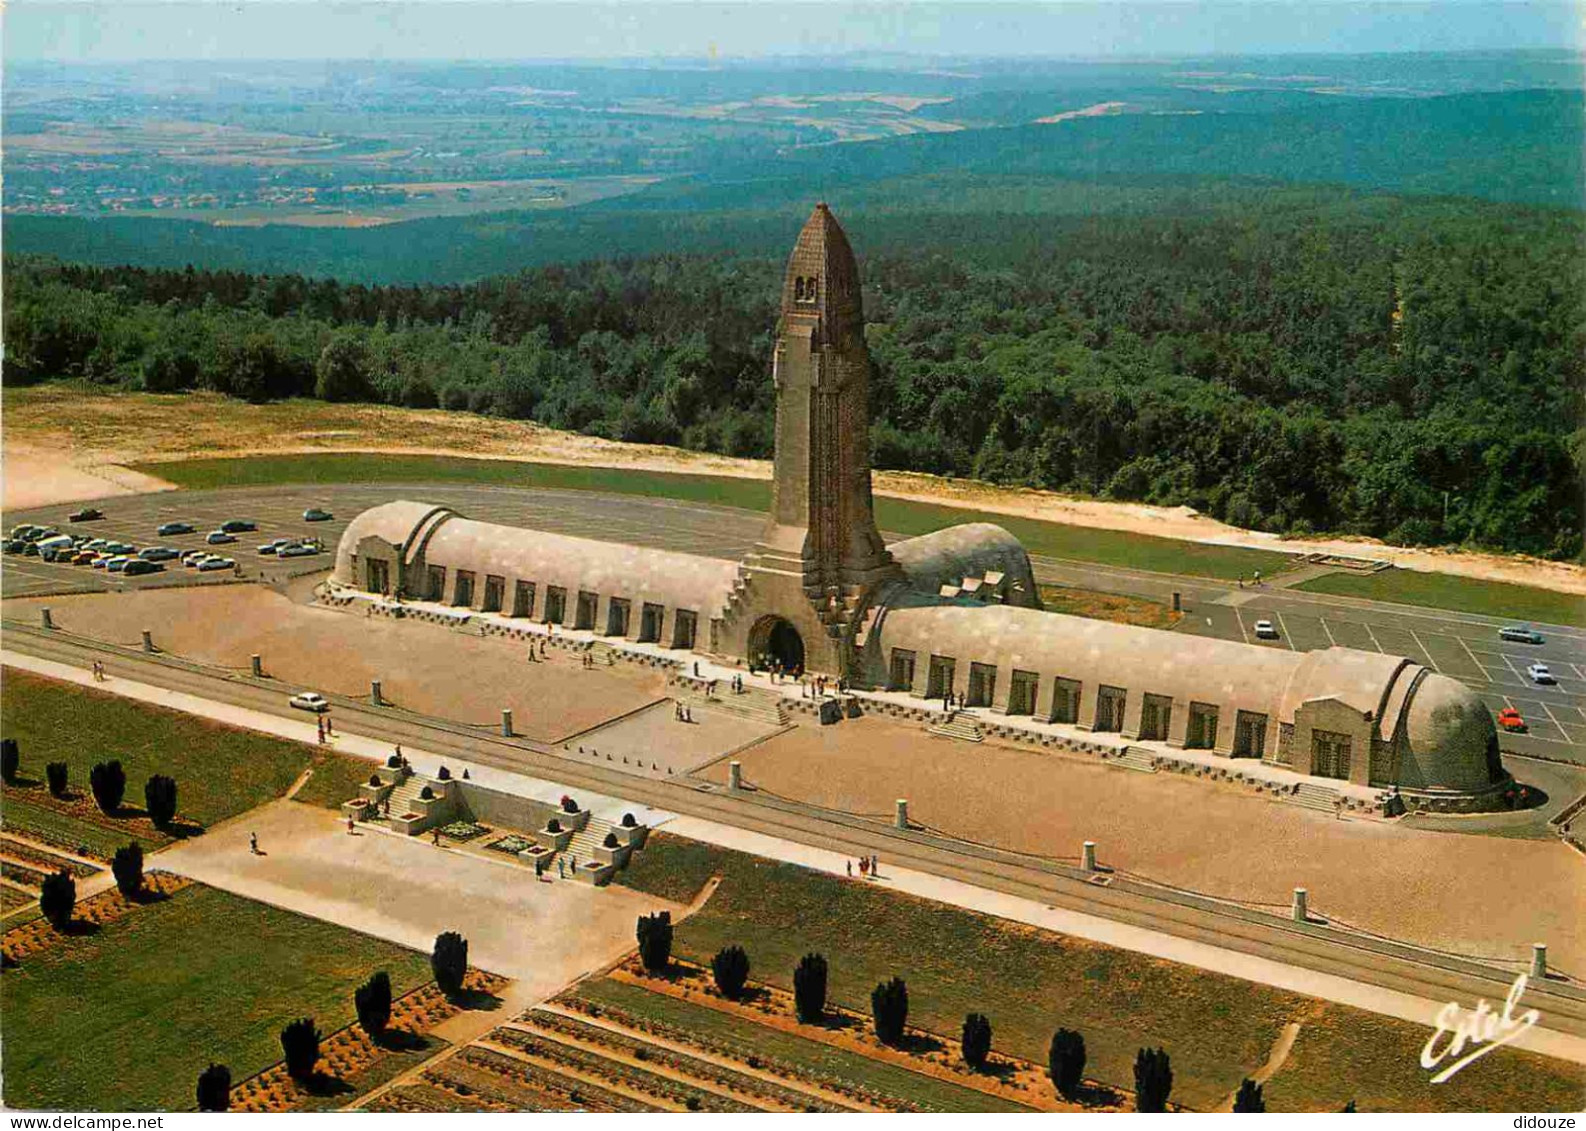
top-left (1497, 708), bottom-right (1527, 734)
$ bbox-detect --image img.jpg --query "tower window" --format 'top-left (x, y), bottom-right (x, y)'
top-left (794, 275), bottom-right (818, 304)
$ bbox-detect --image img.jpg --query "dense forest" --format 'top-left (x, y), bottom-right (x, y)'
top-left (5, 185), bottom-right (1583, 559)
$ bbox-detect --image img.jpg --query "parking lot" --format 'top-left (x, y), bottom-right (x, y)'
top-left (5, 480), bottom-right (1582, 760)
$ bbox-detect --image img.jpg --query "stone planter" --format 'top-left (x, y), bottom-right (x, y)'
top-left (553, 806), bottom-right (591, 833)
top-left (610, 823), bottom-right (649, 849)
top-left (409, 794), bottom-right (454, 823)
top-left (340, 799), bottom-right (372, 821)
top-left (358, 781), bottom-right (392, 806)
top-left (534, 825), bottom-right (574, 852)
top-left (592, 842), bottom-right (632, 869)
top-left (573, 860), bottom-right (615, 887)
top-left (517, 844), bottom-right (552, 869)
top-left (393, 813), bottom-right (424, 836)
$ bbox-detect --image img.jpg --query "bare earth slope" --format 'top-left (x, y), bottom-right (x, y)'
top-left (4, 385), bottom-right (1580, 596)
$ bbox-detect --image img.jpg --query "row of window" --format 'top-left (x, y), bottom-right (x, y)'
top-left (889, 647), bottom-right (1272, 756)
top-left (394, 562), bottom-right (697, 649)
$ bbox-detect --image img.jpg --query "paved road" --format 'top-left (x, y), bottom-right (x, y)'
top-left (6, 482), bottom-right (1583, 762)
top-left (7, 622), bottom-right (1585, 1041)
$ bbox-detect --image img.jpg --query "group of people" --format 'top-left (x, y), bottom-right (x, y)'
top-left (316, 714), bottom-right (335, 743)
top-left (802, 674), bottom-right (845, 698)
top-left (526, 639), bottom-right (549, 662)
top-left (90, 660), bottom-right (107, 682)
top-left (673, 700), bottom-right (694, 723)
top-left (845, 854), bottom-right (881, 880)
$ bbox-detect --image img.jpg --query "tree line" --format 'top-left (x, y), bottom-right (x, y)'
top-left (4, 189), bottom-right (1580, 558)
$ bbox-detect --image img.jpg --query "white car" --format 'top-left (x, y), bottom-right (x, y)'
top-left (197, 556), bottom-right (235, 572)
top-left (288, 691), bottom-right (329, 713)
top-left (206, 530), bottom-right (238, 546)
top-left (1253, 619), bottom-right (1279, 640)
top-left (1527, 663), bottom-right (1556, 685)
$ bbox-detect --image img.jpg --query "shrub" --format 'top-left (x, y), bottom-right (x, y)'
top-left (961, 1012), bottom-right (992, 1069)
top-left (419, 784), bottom-right (434, 800)
top-left (711, 944), bottom-right (750, 999)
top-left (871, 976), bottom-right (909, 1046)
top-left (39, 869), bottom-right (75, 929)
top-left (280, 1018), bottom-right (321, 1081)
top-left (89, 759), bottom-right (127, 815)
top-left (621, 812), bottom-right (638, 828)
top-left (546, 817), bottom-right (562, 834)
top-left (144, 774), bottom-right (178, 828)
top-left (112, 842), bottom-right (144, 898)
top-left (356, 971), bottom-right (393, 1040)
top-left (368, 773), bottom-right (381, 787)
top-left (196, 1063), bottom-right (231, 1111)
top-left (1133, 1047), bottom-right (1173, 1113)
top-left (1049, 1029), bottom-right (1087, 1099)
top-left (1, 737), bottom-right (18, 783)
top-left (432, 931), bottom-right (468, 997)
top-left (793, 953), bottom-right (827, 1023)
top-left (46, 761), bottom-right (68, 797)
top-left (1233, 1078), bottom-right (1265, 1113)
top-left (636, 911), bottom-right (673, 973)
top-left (602, 831), bottom-right (619, 848)
top-left (561, 795), bottom-right (580, 813)
top-left (386, 754), bottom-right (401, 768)
top-left (438, 765), bottom-right (451, 781)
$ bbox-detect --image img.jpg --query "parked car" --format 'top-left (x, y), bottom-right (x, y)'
top-left (122, 559), bottom-right (165, 577)
top-left (4, 539), bottom-right (26, 554)
top-left (68, 507), bottom-right (104, 523)
top-left (302, 507), bottom-right (334, 522)
top-left (22, 542), bottom-right (39, 556)
top-left (288, 691), bottom-right (329, 713)
top-left (157, 521), bottom-right (196, 536)
top-left (24, 526), bottom-right (59, 542)
top-left (206, 531), bottom-right (238, 545)
top-left (105, 556), bottom-right (133, 573)
top-left (73, 550), bottom-right (100, 566)
top-left (279, 543), bottom-right (320, 558)
top-left (181, 550), bottom-right (210, 566)
top-left (197, 556), bottom-right (235, 572)
top-left (219, 519), bottom-right (257, 533)
top-left (1500, 625), bottom-right (1545, 645)
top-left (1527, 663), bottom-right (1556, 685)
top-left (258, 538), bottom-right (292, 555)
top-left (1253, 619), bottom-right (1280, 640)
top-left (139, 547), bottom-right (181, 562)
top-left (1496, 708), bottom-right (1528, 733)
top-left (104, 541), bottom-right (137, 554)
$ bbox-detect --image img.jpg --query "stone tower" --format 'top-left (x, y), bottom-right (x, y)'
top-left (716, 203), bottom-right (901, 675)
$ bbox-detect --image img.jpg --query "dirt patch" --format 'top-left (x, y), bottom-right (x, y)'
top-left (6, 386), bottom-right (1579, 596)
top-left (712, 715), bottom-right (1586, 973)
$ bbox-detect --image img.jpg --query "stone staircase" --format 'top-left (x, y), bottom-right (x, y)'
top-left (926, 711), bottom-right (984, 743)
top-left (1288, 782), bottom-right (1341, 813)
top-left (560, 815), bottom-right (614, 868)
top-left (684, 685), bottom-right (788, 727)
top-left (384, 773), bottom-right (436, 819)
top-left (1108, 746), bottom-right (1159, 773)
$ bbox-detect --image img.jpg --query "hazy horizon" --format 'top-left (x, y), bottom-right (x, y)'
top-left (7, 1), bottom-right (1582, 64)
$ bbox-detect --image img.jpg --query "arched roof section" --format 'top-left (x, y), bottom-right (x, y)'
top-left (334, 500), bottom-right (454, 584)
top-left (888, 523), bottom-right (1041, 609)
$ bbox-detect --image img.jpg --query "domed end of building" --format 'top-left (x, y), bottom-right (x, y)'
top-left (1400, 672), bottom-right (1508, 798)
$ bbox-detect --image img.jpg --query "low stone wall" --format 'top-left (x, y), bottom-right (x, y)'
top-left (455, 781), bottom-right (560, 833)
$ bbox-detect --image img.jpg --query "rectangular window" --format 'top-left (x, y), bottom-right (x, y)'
top-left (575, 590), bottom-right (598, 631)
top-left (544, 586), bottom-right (566, 625)
top-left (482, 574), bottom-right (505, 613)
top-left (606, 597), bottom-right (631, 637)
top-left (1095, 685), bottom-right (1127, 733)
top-left (967, 662), bottom-right (997, 708)
top-left (926, 655), bottom-right (956, 700)
top-left (1233, 710), bottom-right (1268, 759)
top-left (426, 565), bottom-right (446, 602)
top-left (452, 569), bottom-right (474, 608)
top-left (889, 649), bottom-right (917, 692)
top-left (513, 580), bottom-right (536, 618)
top-left (1186, 703), bottom-right (1219, 749)
top-left (672, 609), bottom-right (697, 650)
top-left (638, 602), bottom-right (664, 643)
top-left (1312, 729), bottom-right (1353, 779)
top-left (1051, 677), bottom-right (1081, 725)
top-left (1139, 693), bottom-right (1173, 742)
top-left (1007, 670), bottom-right (1039, 716)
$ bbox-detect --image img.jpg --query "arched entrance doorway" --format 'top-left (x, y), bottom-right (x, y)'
top-left (749, 615), bottom-right (805, 674)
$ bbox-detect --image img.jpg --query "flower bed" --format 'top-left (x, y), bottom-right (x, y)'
top-left (448, 1046), bottom-right (662, 1113)
top-left (437, 820), bottom-right (489, 842)
top-left (1, 861), bottom-right (50, 890)
top-left (487, 834), bottom-right (536, 855)
top-left (0, 836), bottom-right (102, 878)
top-left (1, 872), bottom-right (191, 965)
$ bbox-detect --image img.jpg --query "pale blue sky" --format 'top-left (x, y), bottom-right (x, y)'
top-left (6, 1), bottom-right (1580, 62)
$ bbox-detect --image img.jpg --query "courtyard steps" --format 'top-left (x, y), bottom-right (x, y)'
top-left (386, 773), bottom-right (437, 819)
top-left (1109, 746), bottom-right (1160, 773)
top-left (926, 712), bottom-right (983, 743)
top-left (689, 688), bottom-right (788, 727)
top-left (560, 816), bottom-right (615, 868)
top-left (1288, 782), bottom-right (1342, 813)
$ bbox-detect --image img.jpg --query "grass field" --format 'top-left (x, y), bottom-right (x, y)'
top-left (134, 452), bottom-right (1291, 581)
top-left (1298, 570), bottom-right (1586, 628)
top-left (569, 978), bottom-right (1034, 1112)
top-left (0, 668), bottom-right (332, 844)
top-left (1039, 584), bottom-right (1182, 629)
top-left (1, 884), bottom-right (433, 1111)
top-left (616, 834), bottom-right (1586, 1112)
top-left (618, 834), bottom-right (1296, 1110)
top-left (291, 752), bottom-right (384, 811)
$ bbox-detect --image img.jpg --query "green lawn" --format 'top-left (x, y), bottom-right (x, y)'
top-left (1, 884), bottom-right (433, 1111)
top-left (1298, 570), bottom-right (1586, 628)
top-left (619, 834), bottom-right (1297, 1109)
top-left (291, 751), bottom-right (384, 811)
top-left (1, 668), bottom-right (328, 844)
top-left (570, 978), bottom-right (1034, 1112)
top-left (1264, 1002), bottom-right (1585, 1113)
top-left (134, 453), bottom-right (1290, 581)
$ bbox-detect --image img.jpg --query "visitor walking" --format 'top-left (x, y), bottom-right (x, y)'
top-left (557, 858), bottom-right (566, 879)
top-left (347, 816), bottom-right (356, 835)
top-left (846, 860), bottom-right (852, 878)
top-left (859, 856), bottom-right (869, 877)
top-left (249, 832), bottom-right (260, 855)
top-left (871, 854), bottom-right (879, 877)
top-left (325, 715), bottom-right (334, 738)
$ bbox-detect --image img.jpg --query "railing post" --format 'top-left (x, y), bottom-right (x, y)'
top-left (1083, 841), bottom-right (1097, 872)
top-left (1292, 887), bottom-right (1309, 923)
top-left (728, 761), bottom-right (742, 791)
top-left (500, 708), bottom-right (512, 737)
top-left (895, 799), bottom-right (909, 830)
top-left (1532, 943), bottom-right (1548, 980)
